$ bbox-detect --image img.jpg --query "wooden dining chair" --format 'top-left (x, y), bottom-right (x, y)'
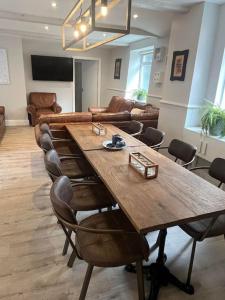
top-left (121, 120), bottom-right (144, 137)
top-left (159, 139), bottom-right (197, 168)
top-left (138, 127), bottom-right (165, 150)
top-left (179, 158), bottom-right (225, 287)
top-left (50, 176), bottom-right (150, 300)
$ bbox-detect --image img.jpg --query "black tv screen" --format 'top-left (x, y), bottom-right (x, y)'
top-left (31, 55), bottom-right (73, 82)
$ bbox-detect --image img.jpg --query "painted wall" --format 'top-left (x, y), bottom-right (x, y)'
top-left (105, 37), bottom-right (169, 107)
top-left (0, 35), bottom-right (27, 124)
top-left (23, 39), bottom-right (112, 112)
top-left (158, 3), bottom-right (205, 144)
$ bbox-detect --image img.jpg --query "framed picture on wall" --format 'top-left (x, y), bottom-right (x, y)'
top-left (170, 49), bottom-right (189, 81)
top-left (114, 58), bottom-right (122, 79)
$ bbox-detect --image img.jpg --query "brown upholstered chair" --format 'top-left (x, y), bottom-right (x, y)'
top-left (159, 139), bottom-right (197, 168)
top-left (27, 93), bottom-right (62, 126)
top-left (0, 106), bottom-right (5, 141)
top-left (50, 176), bottom-right (149, 299)
top-left (139, 127), bottom-right (165, 150)
top-left (40, 133), bottom-right (82, 157)
top-left (51, 176), bottom-right (114, 267)
top-left (179, 158), bottom-right (225, 288)
top-left (44, 149), bottom-right (93, 182)
top-left (120, 120), bottom-right (144, 137)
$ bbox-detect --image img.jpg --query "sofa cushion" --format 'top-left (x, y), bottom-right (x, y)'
top-left (37, 108), bottom-right (54, 117)
top-left (107, 96), bottom-right (134, 113)
top-left (92, 112), bottom-right (131, 122)
top-left (30, 93), bottom-right (56, 109)
top-left (39, 112), bottom-right (92, 124)
top-left (131, 109), bottom-right (159, 121)
top-left (131, 108), bottom-right (145, 115)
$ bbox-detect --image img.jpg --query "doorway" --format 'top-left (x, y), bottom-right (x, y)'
top-left (74, 58), bottom-right (100, 112)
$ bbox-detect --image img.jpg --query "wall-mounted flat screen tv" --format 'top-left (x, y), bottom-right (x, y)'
top-left (31, 55), bottom-right (73, 82)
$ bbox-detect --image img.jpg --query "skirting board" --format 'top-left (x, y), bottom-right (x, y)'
top-left (6, 120), bottom-right (29, 126)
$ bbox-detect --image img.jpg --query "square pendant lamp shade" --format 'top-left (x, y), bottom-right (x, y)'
top-left (62, 0), bottom-right (131, 51)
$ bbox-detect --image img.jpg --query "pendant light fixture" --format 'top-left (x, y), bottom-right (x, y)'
top-left (62, 0), bottom-right (131, 52)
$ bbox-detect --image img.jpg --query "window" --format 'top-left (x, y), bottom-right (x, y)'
top-left (138, 51), bottom-right (153, 92)
top-left (215, 49), bottom-right (225, 108)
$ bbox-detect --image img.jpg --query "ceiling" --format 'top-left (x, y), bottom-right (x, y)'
top-left (0, 0), bottom-right (225, 47)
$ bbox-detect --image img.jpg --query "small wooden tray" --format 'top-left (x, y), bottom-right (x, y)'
top-left (92, 123), bottom-right (107, 136)
top-left (129, 152), bottom-right (159, 179)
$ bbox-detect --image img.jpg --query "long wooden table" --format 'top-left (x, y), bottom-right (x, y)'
top-left (84, 145), bottom-right (225, 234)
top-left (66, 123), bottom-right (145, 151)
top-left (66, 123), bottom-right (225, 299)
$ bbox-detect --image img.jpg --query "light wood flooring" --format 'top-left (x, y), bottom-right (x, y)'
top-left (1, 126), bottom-right (225, 300)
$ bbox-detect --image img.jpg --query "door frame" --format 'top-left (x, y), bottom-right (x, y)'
top-left (72, 56), bottom-right (101, 112)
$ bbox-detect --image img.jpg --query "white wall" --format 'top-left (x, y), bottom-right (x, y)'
top-left (158, 3), bottom-right (205, 143)
top-left (0, 35), bottom-right (27, 124)
top-left (23, 39), bottom-right (112, 112)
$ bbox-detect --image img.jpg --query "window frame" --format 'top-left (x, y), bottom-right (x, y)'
top-left (138, 50), bottom-right (153, 92)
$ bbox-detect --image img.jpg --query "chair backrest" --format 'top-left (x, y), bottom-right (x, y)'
top-left (40, 133), bottom-right (54, 153)
top-left (107, 96), bottom-right (134, 113)
top-left (128, 120), bottom-right (143, 135)
top-left (168, 139), bottom-right (197, 164)
top-left (40, 123), bottom-right (53, 138)
top-left (142, 127), bottom-right (165, 147)
top-left (44, 149), bottom-right (63, 181)
top-left (50, 176), bottom-right (76, 224)
top-left (209, 158), bottom-right (225, 185)
top-left (29, 92), bottom-right (56, 109)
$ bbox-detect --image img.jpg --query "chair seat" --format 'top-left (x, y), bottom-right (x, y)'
top-left (180, 214), bottom-right (225, 240)
top-left (76, 210), bottom-right (149, 268)
top-left (37, 108), bottom-right (54, 117)
top-left (70, 184), bottom-right (114, 211)
top-left (61, 158), bottom-right (93, 178)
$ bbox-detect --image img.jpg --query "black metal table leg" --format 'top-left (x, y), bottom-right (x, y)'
top-left (148, 229), bottom-right (194, 300)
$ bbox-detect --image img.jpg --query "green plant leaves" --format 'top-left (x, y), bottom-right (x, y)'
top-left (201, 103), bottom-right (225, 137)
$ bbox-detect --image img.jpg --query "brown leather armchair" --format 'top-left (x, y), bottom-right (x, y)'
top-left (27, 92), bottom-right (62, 126)
top-left (0, 106), bottom-right (5, 141)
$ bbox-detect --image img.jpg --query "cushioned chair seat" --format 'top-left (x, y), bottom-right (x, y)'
top-left (37, 108), bottom-right (55, 117)
top-left (180, 214), bottom-right (225, 240)
top-left (76, 210), bottom-right (149, 267)
top-left (70, 184), bottom-right (114, 211)
top-left (61, 159), bottom-right (93, 178)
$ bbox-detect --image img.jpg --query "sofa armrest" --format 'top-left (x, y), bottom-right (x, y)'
top-left (52, 103), bottom-right (62, 113)
top-left (0, 106), bottom-right (5, 115)
top-left (88, 107), bottom-right (108, 113)
top-left (27, 104), bottom-right (36, 114)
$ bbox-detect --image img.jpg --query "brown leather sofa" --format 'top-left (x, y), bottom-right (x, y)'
top-left (27, 92), bottom-right (62, 126)
top-left (0, 106), bottom-right (5, 141)
top-left (35, 97), bottom-right (159, 147)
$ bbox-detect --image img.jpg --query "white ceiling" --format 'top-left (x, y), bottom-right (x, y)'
top-left (0, 0), bottom-right (225, 47)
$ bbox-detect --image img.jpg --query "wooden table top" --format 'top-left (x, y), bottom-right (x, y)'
top-left (84, 145), bottom-right (225, 234)
top-left (66, 123), bottom-right (145, 151)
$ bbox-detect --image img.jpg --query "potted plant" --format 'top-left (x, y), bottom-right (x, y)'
top-left (133, 89), bottom-right (148, 101)
top-left (201, 103), bottom-right (225, 136)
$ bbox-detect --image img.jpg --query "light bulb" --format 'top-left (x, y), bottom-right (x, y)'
top-left (101, 6), bottom-right (108, 16)
top-left (73, 29), bottom-right (79, 38)
top-left (80, 23), bottom-right (87, 33)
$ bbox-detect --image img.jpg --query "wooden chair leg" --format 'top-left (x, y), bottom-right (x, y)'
top-left (136, 260), bottom-right (145, 300)
top-left (79, 264), bottom-right (94, 300)
top-left (62, 229), bottom-right (72, 256)
top-left (67, 249), bottom-right (77, 268)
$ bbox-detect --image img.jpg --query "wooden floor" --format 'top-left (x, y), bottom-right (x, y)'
top-left (1, 126), bottom-right (225, 300)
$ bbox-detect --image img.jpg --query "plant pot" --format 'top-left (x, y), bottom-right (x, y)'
top-left (137, 95), bottom-right (146, 101)
top-left (209, 120), bottom-right (224, 136)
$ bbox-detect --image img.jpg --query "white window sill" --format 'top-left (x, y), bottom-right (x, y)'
top-left (185, 126), bottom-right (225, 143)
